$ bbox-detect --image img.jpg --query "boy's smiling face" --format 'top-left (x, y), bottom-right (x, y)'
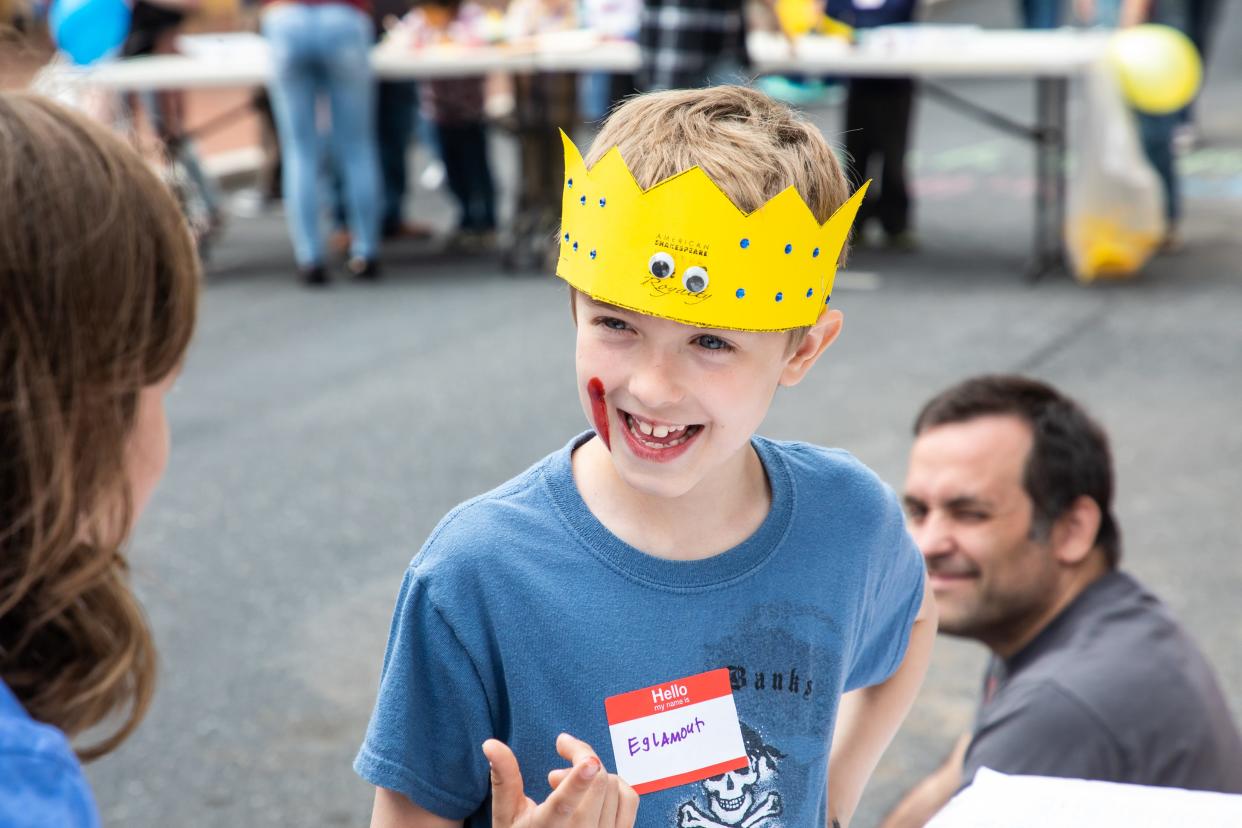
top-left (573, 292), bottom-right (841, 500)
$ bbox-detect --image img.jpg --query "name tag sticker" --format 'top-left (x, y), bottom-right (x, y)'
top-left (604, 668), bottom-right (747, 795)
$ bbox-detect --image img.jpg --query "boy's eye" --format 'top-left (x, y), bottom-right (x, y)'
top-left (695, 334), bottom-right (734, 352)
top-left (595, 316), bottom-right (632, 332)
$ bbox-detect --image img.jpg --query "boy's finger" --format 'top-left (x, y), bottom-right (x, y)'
top-left (597, 775), bottom-right (622, 828)
top-left (547, 767), bottom-right (571, 790)
top-left (555, 732), bottom-right (600, 765)
top-left (539, 754), bottom-right (604, 828)
top-left (482, 739), bottom-right (526, 826)
top-left (615, 781), bottom-right (640, 828)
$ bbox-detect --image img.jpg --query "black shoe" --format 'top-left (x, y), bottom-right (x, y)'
top-left (300, 264), bottom-right (329, 287)
top-left (347, 257), bottom-right (381, 281)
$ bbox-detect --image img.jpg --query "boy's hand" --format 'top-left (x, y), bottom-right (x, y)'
top-left (483, 734), bottom-right (639, 828)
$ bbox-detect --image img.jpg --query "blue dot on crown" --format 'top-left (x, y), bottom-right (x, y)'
top-left (813, 247), bottom-right (820, 258)
top-left (579, 195), bottom-right (586, 205)
top-left (599, 197), bottom-right (606, 207)
top-left (568, 178), bottom-right (573, 188)
top-left (736, 288), bottom-right (746, 299)
top-left (590, 249), bottom-right (597, 260)
top-left (572, 241), bottom-right (579, 252)
top-left (740, 238), bottom-right (750, 249)
top-left (775, 292), bottom-right (784, 302)
top-left (806, 288), bottom-right (814, 298)
top-left (784, 243), bottom-right (793, 254)
top-left (564, 233), bottom-right (569, 242)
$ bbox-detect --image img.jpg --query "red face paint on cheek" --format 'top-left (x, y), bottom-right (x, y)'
top-left (587, 377), bottom-right (610, 450)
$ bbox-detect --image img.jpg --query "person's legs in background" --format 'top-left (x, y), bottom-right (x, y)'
top-left (1019, 0), bottom-right (1063, 28)
top-left (1174, 0), bottom-right (1215, 146)
top-left (320, 4), bottom-right (382, 275)
top-left (845, 77), bottom-right (915, 246)
top-left (843, 78), bottom-right (877, 243)
top-left (1139, 111), bottom-right (1181, 244)
top-left (876, 78), bottom-right (915, 242)
top-left (264, 5), bottom-right (330, 281)
top-left (436, 122), bottom-right (473, 236)
top-left (376, 79), bottom-right (423, 238)
top-left (251, 89), bottom-right (283, 205)
top-left (461, 121), bottom-right (496, 236)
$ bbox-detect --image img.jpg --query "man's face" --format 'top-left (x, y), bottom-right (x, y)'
top-left (903, 415), bottom-right (1060, 651)
top-left (572, 293), bottom-right (816, 500)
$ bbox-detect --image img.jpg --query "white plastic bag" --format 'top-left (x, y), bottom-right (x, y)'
top-left (1065, 61), bottom-right (1164, 281)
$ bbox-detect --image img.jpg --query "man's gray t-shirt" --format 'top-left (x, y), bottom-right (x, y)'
top-left (963, 571), bottom-right (1242, 792)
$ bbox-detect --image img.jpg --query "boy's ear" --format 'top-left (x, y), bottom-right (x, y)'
top-left (779, 308), bottom-right (843, 387)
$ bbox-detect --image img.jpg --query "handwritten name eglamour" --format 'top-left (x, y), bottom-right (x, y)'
top-left (627, 717), bottom-right (708, 756)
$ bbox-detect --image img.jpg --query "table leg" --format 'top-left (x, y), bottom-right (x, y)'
top-left (1028, 76), bottom-right (1070, 281)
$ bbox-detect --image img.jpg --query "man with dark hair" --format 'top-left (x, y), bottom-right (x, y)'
top-left (880, 374), bottom-right (1242, 828)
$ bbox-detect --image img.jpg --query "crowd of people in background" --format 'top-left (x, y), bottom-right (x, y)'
top-left (209, 0), bottom-right (1221, 283)
top-left (0, 0), bottom-right (1215, 281)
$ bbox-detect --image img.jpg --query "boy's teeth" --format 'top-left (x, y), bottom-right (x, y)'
top-left (626, 413), bottom-right (697, 446)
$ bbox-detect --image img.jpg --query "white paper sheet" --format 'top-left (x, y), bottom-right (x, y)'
top-left (928, 768), bottom-right (1242, 828)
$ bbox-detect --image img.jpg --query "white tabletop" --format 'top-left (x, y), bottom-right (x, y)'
top-left (51, 27), bottom-right (1111, 93)
top-left (928, 769), bottom-right (1242, 828)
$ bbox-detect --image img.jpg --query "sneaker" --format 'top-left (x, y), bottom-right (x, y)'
top-left (300, 264), bottom-right (329, 287)
top-left (445, 229), bottom-right (493, 254)
top-left (383, 221), bottom-right (435, 241)
top-left (468, 228), bottom-right (498, 253)
top-left (884, 230), bottom-right (919, 253)
top-left (347, 256), bottom-right (381, 280)
top-left (1173, 124), bottom-right (1198, 156)
top-left (1157, 229), bottom-right (1185, 255)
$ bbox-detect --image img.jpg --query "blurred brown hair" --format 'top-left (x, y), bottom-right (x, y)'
top-left (0, 92), bottom-right (199, 760)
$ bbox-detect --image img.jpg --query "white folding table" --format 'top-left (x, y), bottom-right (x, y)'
top-left (47, 28), bottom-right (1127, 279)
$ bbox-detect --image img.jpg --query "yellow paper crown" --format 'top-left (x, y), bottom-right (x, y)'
top-left (556, 131), bottom-right (869, 332)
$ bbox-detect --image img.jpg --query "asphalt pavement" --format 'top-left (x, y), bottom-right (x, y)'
top-left (85, 1), bottom-right (1242, 825)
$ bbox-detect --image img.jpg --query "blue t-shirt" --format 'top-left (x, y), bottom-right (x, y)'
top-left (355, 433), bottom-right (925, 827)
top-left (0, 680), bottom-right (100, 828)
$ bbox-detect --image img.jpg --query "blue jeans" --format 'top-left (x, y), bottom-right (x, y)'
top-left (1139, 112), bottom-right (1180, 224)
top-left (1019, 0), bottom-right (1062, 28)
top-left (436, 122), bottom-right (496, 232)
top-left (332, 80), bottom-right (419, 235)
top-left (262, 3), bottom-right (381, 266)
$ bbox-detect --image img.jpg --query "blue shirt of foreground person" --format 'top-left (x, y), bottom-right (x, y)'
top-left (880, 375), bottom-right (1242, 828)
top-left (0, 683), bottom-right (100, 828)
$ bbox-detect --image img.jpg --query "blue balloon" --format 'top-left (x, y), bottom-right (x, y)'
top-left (49, 0), bottom-right (132, 66)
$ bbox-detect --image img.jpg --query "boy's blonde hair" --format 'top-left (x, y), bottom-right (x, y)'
top-left (585, 85), bottom-right (852, 226)
top-left (581, 86), bottom-right (850, 349)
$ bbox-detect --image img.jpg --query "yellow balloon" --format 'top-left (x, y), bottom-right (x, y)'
top-left (1107, 24), bottom-right (1203, 115)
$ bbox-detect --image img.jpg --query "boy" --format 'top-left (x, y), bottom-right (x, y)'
top-left (356, 85), bottom-right (936, 828)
